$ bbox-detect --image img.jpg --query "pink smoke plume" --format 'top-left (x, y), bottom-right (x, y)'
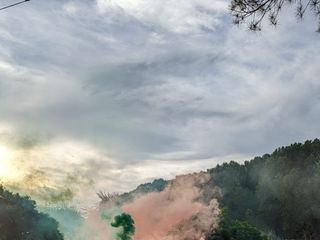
top-left (122, 173), bottom-right (220, 240)
top-left (74, 202), bottom-right (117, 240)
top-left (77, 172), bottom-right (220, 240)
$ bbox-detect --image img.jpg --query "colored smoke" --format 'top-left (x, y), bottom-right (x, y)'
top-left (122, 173), bottom-right (220, 240)
top-left (73, 205), bottom-right (120, 240)
top-left (47, 172), bottom-right (221, 240)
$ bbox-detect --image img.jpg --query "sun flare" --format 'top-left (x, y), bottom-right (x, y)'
top-left (0, 145), bottom-right (14, 179)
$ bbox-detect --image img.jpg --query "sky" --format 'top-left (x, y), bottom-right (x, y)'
top-left (0, 0), bottom-right (319, 203)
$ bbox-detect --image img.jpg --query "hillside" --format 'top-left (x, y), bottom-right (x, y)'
top-left (206, 139), bottom-right (320, 239)
top-left (105, 139), bottom-right (320, 240)
top-left (2, 139), bottom-right (320, 239)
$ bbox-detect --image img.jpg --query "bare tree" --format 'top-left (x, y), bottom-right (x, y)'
top-left (97, 190), bottom-right (119, 203)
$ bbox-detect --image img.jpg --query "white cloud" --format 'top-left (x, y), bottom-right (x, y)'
top-left (63, 2), bottom-right (79, 16)
top-left (96, 0), bottom-right (227, 33)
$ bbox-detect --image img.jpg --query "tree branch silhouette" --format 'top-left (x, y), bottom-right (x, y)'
top-left (230, 0), bottom-right (320, 31)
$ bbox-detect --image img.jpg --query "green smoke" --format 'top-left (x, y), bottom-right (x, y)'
top-left (101, 209), bottom-right (135, 240)
top-left (101, 208), bottom-right (123, 222)
top-left (40, 206), bottom-right (84, 240)
top-left (111, 213), bottom-right (135, 240)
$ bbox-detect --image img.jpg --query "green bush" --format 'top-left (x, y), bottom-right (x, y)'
top-left (209, 209), bottom-right (268, 240)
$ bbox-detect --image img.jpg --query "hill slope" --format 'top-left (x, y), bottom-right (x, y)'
top-left (110, 139), bottom-right (320, 240)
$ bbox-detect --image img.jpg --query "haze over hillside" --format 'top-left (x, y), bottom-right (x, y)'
top-left (1, 139), bottom-right (320, 239)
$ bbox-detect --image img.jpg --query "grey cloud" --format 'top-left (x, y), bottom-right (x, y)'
top-left (0, 0), bottom-right (319, 194)
top-left (85, 50), bottom-right (220, 92)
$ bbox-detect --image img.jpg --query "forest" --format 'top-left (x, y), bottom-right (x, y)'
top-left (206, 139), bottom-right (320, 239)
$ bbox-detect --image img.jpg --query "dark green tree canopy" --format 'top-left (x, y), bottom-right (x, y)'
top-left (208, 209), bottom-right (268, 240)
top-left (111, 213), bottom-right (135, 240)
top-left (0, 186), bottom-right (64, 240)
top-left (205, 139), bottom-right (320, 240)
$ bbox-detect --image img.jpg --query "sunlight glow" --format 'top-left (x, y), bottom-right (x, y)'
top-left (0, 145), bottom-right (14, 179)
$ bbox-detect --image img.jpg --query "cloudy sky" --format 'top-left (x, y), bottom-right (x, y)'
top-left (0, 0), bottom-right (319, 203)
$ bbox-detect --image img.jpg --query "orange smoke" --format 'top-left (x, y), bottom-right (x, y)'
top-left (123, 173), bottom-right (220, 240)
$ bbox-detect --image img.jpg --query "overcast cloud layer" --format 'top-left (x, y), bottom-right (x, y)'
top-left (0, 0), bottom-right (319, 202)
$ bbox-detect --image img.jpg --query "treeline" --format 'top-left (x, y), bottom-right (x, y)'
top-left (101, 178), bottom-right (168, 205)
top-left (0, 186), bottom-right (64, 240)
top-left (206, 139), bottom-right (320, 240)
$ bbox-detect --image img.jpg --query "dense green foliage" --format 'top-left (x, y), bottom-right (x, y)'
top-left (0, 186), bottom-right (64, 240)
top-left (206, 139), bottom-right (320, 240)
top-left (116, 178), bottom-right (167, 204)
top-left (209, 209), bottom-right (268, 240)
top-left (111, 213), bottom-right (135, 240)
top-left (134, 178), bottom-right (167, 193)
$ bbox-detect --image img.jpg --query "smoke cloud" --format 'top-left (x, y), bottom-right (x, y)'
top-left (122, 172), bottom-right (220, 240)
top-left (41, 172), bottom-right (221, 240)
top-left (73, 205), bottom-right (118, 240)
